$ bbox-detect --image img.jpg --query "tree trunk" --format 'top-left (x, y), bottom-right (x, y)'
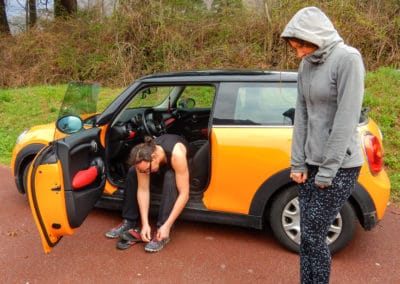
top-left (0, 0), bottom-right (10, 34)
top-left (28, 0), bottom-right (37, 28)
top-left (54, 0), bottom-right (78, 18)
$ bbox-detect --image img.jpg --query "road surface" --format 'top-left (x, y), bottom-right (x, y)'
top-left (1, 165), bottom-right (399, 283)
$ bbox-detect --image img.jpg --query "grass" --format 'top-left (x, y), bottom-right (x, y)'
top-left (0, 85), bottom-right (122, 165)
top-left (0, 67), bottom-right (399, 200)
top-left (0, 85), bottom-right (63, 164)
top-left (364, 67), bottom-right (400, 202)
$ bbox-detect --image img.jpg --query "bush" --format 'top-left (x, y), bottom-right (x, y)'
top-left (0, 0), bottom-right (399, 88)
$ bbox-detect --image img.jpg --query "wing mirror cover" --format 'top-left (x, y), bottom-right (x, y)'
top-left (56, 115), bottom-right (84, 134)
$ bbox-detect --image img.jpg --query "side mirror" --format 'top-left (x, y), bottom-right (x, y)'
top-left (56, 115), bottom-right (83, 134)
top-left (178, 98), bottom-right (196, 108)
top-left (141, 87), bottom-right (158, 99)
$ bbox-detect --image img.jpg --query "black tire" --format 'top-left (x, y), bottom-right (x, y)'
top-left (22, 161), bottom-right (33, 195)
top-left (269, 185), bottom-right (356, 254)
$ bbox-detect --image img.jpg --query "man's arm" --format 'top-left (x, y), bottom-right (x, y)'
top-left (137, 172), bottom-right (152, 242)
top-left (157, 142), bottom-right (190, 240)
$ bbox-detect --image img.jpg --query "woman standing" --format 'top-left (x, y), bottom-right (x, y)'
top-left (281, 7), bottom-right (365, 284)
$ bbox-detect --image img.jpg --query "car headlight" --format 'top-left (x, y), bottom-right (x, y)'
top-left (15, 128), bottom-right (30, 144)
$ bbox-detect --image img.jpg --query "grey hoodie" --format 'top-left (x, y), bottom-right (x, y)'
top-left (281, 7), bottom-right (365, 186)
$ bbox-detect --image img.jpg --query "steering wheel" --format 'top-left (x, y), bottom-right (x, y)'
top-left (142, 109), bottom-right (166, 136)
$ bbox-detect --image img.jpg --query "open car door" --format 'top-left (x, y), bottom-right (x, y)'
top-left (27, 127), bottom-right (105, 253)
top-left (27, 82), bottom-right (105, 253)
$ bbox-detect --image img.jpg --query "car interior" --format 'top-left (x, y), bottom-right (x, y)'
top-left (105, 85), bottom-right (214, 205)
top-left (100, 82), bottom-right (297, 207)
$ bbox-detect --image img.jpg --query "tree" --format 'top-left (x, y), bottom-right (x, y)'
top-left (28, 0), bottom-right (37, 28)
top-left (0, 0), bottom-right (10, 34)
top-left (54, 0), bottom-right (77, 18)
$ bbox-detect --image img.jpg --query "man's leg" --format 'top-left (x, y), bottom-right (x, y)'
top-left (105, 166), bottom-right (139, 238)
top-left (145, 170), bottom-right (177, 252)
top-left (121, 166), bottom-right (140, 222)
top-left (157, 169), bottom-right (178, 228)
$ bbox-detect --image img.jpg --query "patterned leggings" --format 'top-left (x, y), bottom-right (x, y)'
top-left (299, 165), bottom-right (361, 284)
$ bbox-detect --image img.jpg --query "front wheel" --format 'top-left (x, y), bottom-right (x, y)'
top-left (269, 185), bottom-right (356, 254)
top-left (22, 161), bottom-right (33, 195)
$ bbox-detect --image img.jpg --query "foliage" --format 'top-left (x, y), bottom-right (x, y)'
top-left (0, 85), bottom-right (63, 164)
top-left (0, 85), bottom-right (120, 165)
top-left (0, 0), bottom-right (399, 88)
top-left (364, 67), bottom-right (400, 202)
top-left (0, 1), bottom-right (399, 200)
top-left (0, 68), bottom-right (399, 201)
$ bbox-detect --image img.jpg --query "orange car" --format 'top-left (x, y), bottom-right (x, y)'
top-left (11, 71), bottom-right (390, 254)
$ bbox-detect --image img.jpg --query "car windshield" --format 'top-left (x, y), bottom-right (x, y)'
top-left (59, 82), bottom-right (100, 118)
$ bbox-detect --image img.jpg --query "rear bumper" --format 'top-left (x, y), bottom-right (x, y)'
top-left (352, 169), bottom-right (390, 230)
top-left (361, 211), bottom-right (379, 231)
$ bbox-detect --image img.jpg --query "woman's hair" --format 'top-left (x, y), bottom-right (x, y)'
top-left (283, 37), bottom-right (318, 49)
top-left (127, 136), bottom-right (156, 166)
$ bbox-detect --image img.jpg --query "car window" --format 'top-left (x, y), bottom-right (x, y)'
top-left (128, 86), bottom-right (174, 108)
top-left (59, 81), bottom-right (100, 117)
top-left (177, 86), bottom-right (215, 109)
top-left (213, 82), bottom-right (297, 126)
top-left (124, 85), bottom-right (215, 109)
top-left (112, 85), bottom-right (216, 125)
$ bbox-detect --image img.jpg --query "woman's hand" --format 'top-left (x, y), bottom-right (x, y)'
top-left (290, 172), bottom-right (308, 184)
top-left (315, 183), bottom-right (327, 189)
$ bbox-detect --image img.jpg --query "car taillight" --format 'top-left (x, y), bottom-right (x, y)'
top-left (363, 132), bottom-right (383, 175)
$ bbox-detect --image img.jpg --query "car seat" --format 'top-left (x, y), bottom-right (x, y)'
top-left (189, 140), bottom-right (210, 200)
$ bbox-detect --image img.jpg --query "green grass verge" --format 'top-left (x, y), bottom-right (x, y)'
top-left (1, 67), bottom-right (399, 200)
top-left (0, 85), bottom-right (122, 165)
top-left (364, 67), bottom-right (400, 202)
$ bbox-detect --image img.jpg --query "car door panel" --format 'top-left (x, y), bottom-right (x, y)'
top-left (28, 128), bottom-right (105, 253)
top-left (203, 127), bottom-right (292, 214)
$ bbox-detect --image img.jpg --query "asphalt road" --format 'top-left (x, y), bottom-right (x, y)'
top-left (1, 164), bottom-right (400, 283)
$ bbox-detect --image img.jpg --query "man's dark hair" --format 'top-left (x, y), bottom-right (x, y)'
top-left (127, 136), bottom-right (156, 166)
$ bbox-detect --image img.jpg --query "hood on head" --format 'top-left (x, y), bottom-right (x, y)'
top-left (281, 6), bottom-right (343, 50)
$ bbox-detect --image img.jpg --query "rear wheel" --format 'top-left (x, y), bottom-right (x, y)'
top-left (269, 185), bottom-right (356, 254)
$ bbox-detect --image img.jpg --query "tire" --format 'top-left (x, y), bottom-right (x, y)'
top-left (22, 161), bottom-right (33, 195)
top-left (269, 185), bottom-right (356, 254)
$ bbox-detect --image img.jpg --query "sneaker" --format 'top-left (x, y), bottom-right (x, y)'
top-left (144, 237), bottom-right (170, 253)
top-left (116, 228), bottom-right (143, 250)
top-left (105, 219), bottom-right (135, 239)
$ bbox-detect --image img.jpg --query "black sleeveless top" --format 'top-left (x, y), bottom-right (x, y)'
top-left (154, 134), bottom-right (189, 171)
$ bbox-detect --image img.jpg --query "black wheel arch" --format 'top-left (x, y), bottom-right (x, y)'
top-left (249, 168), bottom-right (378, 231)
top-left (347, 183), bottom-right (378, 230)
top-left (13, 143), bottom-right (46, 194)
top-left (249, 168), bottom-right (293, 218)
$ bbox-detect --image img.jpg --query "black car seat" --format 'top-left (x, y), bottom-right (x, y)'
top-left (189, 140), bottom-right (210, 200)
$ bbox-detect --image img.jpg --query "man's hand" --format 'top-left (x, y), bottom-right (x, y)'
top-left (156, 224), bottom-right (171, 241)
top-left (290, 172), bottom-right (307, 184)
top-left (141, 223), bottom-right (152, 242)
